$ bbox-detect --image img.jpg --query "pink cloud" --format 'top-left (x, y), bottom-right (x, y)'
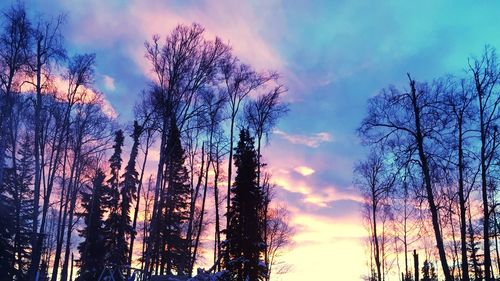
top-left (20, 75), bottom-right (118, 120)
top-left (60, 0), bottom-right (287, 77)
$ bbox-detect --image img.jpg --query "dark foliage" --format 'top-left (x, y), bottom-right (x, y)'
top-left (77, 169), bottom-right (107, 281)
top-left (161, 119), bottom-right (191, 276)
top-left (224, 129), bottom-right (266, 281)
top-left (104, 130), bottom-right (128, 267)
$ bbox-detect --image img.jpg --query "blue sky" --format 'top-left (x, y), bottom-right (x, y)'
top-left (6, 1), bottom-right (500, 279)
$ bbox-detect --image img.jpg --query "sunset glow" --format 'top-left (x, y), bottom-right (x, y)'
top-left (3, 1), bottom-right (500, 281)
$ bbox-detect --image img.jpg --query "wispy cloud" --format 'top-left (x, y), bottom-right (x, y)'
top-left (57, 0), bottom-right (286, 76)
top-left (274, 129), bottom-right (333, 148)
top-left (273, 174), bottom-right (361, 208)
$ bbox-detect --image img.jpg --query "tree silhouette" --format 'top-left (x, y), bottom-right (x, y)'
top-left (161, 118), bottom-right (191, 276)
top-left (121, 121), bottom-right (141, 274)
top-left (420, 260), bottom-right (437, 281)
top-left (77, 169), bottom-right (107, 281)
top-left (224, 129), bottom-right (266, 281)
top-left (359, 75), bottom-right (453, 280)
top-left (104, 130), bottom-right (128, 269)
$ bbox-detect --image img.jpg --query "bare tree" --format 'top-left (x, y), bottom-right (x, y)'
top-left (354, 150), bottom-right (395, 281)
top-left (265, 205), bottom-right (294, 280)
top-left (210, 130), bottom-right (228, 272)
top-left (0, 3), bottom-right (30, 191)
top-left (468, 46), bottom-right (500, 281)
top-left (26, 13), bottom-right (66, 280)
top-left (50, 53), bottom-right (97, 281)
top-left (190, 88), bottom-right (228, 273)
top-left (243, 84), bottom-right (288, 186)
top-left (59, 90), bottom-right (114, 281)
top-left (142, 24), bottom-right (229, 276)
top-left (358, 75), bottom-right (453, 280)
top-left (141, 175), bottom-right (155, 272)
top-left (220, 54), bottom-right (277, 248)
top-left (439, 77), bottom-right (478, 281)
top-left (390, 168), bottom-right (421, 281)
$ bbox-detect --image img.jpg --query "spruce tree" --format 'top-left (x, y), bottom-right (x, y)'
top-left (104, 130), bottom-right (128, 268)
top-left (0, 171), bottom-right (14, 280)
top-left (161, 119), bottom-right (191, 276)
top-left (77, 169), bottom-right (107, 281)
top-left (0, 135), bottom-right (34, 280)
top-left (421, 260), bottom-right (437, 281)
top-left (224, 129), bottom-right (266, 281)
top-left (121, 121), bottom-right (141, 268)
top-left (11, 136), bottom-right (34, 281)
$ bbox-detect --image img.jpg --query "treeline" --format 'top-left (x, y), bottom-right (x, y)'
top-left (356, 46), bottom-right (500, 281)
top-left (0, 3), bottom-right (293, 281)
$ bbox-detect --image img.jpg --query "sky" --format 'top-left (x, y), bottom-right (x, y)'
top-left (6, 0), bottom-right (500, 280)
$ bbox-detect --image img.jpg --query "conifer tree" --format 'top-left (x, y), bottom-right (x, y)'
top-left (421, 260), bottom-right (437, 281)
top-left (77, 169), bottom-right (107, 281)
top-left (161, 119), bottom-right (191, 276)
top-left (11, 136), bottom-right (34, 281)
top-left (224, 129), bottom-right (266, 281)
top-left (0, 134), bottom-right (33, 280)
top-left (104, 130), bottom-right (128, 267)
top-left (121, 121), bottom-right (141, 269)
top-left (0, 171), bottom-right (14, 280)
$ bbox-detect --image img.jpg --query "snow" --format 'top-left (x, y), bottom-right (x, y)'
top-left (148, 269), bottom-right (229, 281)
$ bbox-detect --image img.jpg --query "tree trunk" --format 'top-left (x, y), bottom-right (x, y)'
top-left (457, 119), bottom-right (470, 281)
top-left (191, 150), bottom-right (211, 273)
top-left (28, 40), bottom-right (43, 281)
top-left (413, 250), bottom-right (419, 281)
top-left (144, 117), bottom-right (168, 277)
top-left (227, 113), bottom-right (235, 232)
top-left (60, 152), bottom-right (82, 281)
top-left (213, 163), bottom-right (221, 271)
top-left (494, 211), bottom-right (500, 277)
top-left (50, 137), bottom-right (70, 281)
top-left (372, 201), bottom-right (382, 281)
top-left (141, 176), bottom-right (153, 272)
top-left (408, 76), bottom-right (452, 280)
top-left (481, 131), bottom-right (492, 281)
top-left (186, 144), bottom-right (205, 275)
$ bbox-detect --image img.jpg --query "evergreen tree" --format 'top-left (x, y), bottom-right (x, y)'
top-left (120, 121), bottom-right (141, 267)
top-left (10, 136), bottom-right (34, 281)
top-left (467, 215), bottom-right (483, 280)
top-left (421, 260), bottom-right (437, 281)
top-left (0, 135), bottom-right (35, 280)
top-left (104, 130), bottom-right (128, 268)
top-left (161, 119), bottom-right (191, 276)
top-left (468, 236), bottom-right (483, 280)
top-left (0, 171), bottom-right (14, 280)
top-left (77, 169), bottom-right (107, 281)
top-left (224, 129), bottom-right (266, 281)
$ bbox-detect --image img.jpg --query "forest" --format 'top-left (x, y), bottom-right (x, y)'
top-left (4, 1), bottom-right (500, 281)
top-left (356, 47), bottom-right (500, 281)
top-left (0, 3), bottom-right (293, 281)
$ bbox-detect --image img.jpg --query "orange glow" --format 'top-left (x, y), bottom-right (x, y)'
top-left (279, 214), bottom-right (367, 280)
top-left (294, 166), bottom-right (315, 176)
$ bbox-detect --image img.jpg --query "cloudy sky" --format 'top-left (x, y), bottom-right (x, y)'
top-left (7, 1), bottom-right (500, 279)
